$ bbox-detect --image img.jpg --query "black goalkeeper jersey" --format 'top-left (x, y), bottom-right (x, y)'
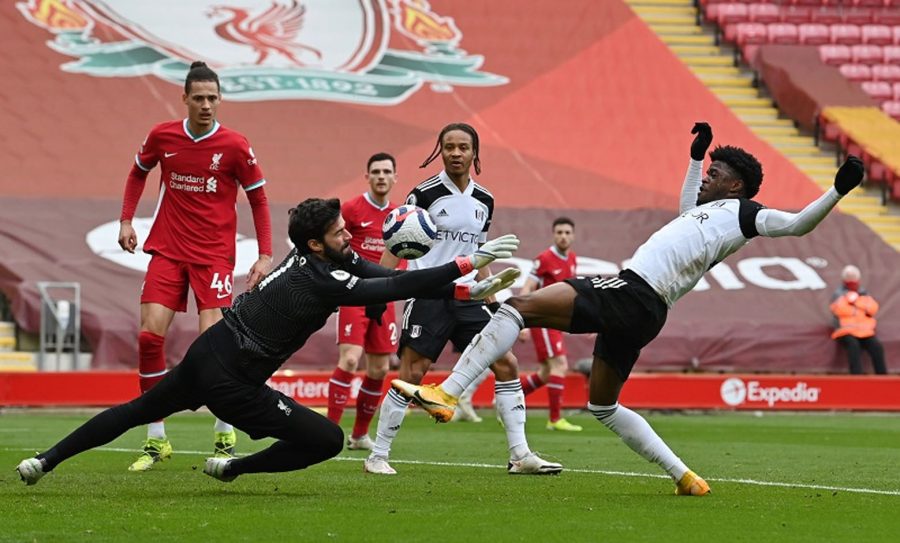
top-left (222, 249), bottom-right (459, 382)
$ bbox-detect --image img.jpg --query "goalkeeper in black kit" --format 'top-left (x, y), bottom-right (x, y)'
top-left (17, 198), bottom-right (521, 486)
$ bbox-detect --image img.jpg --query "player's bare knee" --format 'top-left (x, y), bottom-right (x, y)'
top-left (337, 354), bottom-right (361, 372)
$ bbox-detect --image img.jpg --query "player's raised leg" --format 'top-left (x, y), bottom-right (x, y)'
top-left (393, 282), bottom-right (577, 418)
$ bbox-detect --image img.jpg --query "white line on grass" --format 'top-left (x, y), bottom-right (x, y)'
top-left (7, 446), bottom-right (899, 497)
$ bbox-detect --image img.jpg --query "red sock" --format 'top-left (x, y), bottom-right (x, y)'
top-left (352, 376), bottom-right (384, 439)
top-left (327, 367), bottom-right (354, 424)
top-left (520, 372), bottom-right (547, 396)
top-left (138, 331), bottom-right (166, 393)
top-left (138, 331), bottom-right (166, 423)
top-left (547, 375), bottom-right (565, 423)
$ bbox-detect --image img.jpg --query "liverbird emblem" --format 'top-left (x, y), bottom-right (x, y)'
top-left (208, 1), bottom-right (322, 66)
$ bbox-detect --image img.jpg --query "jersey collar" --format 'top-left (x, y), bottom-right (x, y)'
top-left (363, 191), bottom-right (390, 211)
top-left (549, 245), bottom-right (569, 260)
top-left (439, 170), bottom-right (474, 196)
top-left (182, 118), bottom-right (221, 142)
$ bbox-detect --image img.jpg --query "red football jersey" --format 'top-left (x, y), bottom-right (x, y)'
top-left (342, 193), bottom-right (397, 263)
top-left (529, 246), bottom-right (577, 287)
top-left (135, 119), bottom-right (265, 266)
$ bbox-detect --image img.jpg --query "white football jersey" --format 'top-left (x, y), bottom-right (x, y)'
top-left (404, 170), bottom-right (493, 284)
top-left (629, 198), bottom-right (763, 307)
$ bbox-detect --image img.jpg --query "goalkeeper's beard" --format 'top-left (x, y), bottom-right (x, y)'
top-left (324, 242), bottom-right (353, 265)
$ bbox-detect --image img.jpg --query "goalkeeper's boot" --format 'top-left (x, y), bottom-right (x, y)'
top-left (507, 453), bottom-right (563, 475)
top-left (675, 470), bottom-right (711, 496)
top-left (546, 418), bottom-right (583, 432)
top-left (128, 437), bottom-right (172, 472)
top-left (391, 380), bottom-right (457, 423)
top-left (213, 430), bottom-right (237, 458)
top-left (16, 458), bottom-right (45, 486)
top-left (203, 457), bottom-right (237, 483)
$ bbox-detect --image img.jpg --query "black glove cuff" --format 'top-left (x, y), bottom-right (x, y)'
top-left (486, 301), bottom-right (502, 313)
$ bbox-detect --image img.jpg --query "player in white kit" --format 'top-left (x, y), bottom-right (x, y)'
top-left (393, 122), bottom-right (866, 495)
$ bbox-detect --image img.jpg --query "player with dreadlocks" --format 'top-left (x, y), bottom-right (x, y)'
top-left (364, 123), bottom-right (563, 476)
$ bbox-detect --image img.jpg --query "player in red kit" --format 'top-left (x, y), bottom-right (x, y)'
top-left (117, 61), bottom-right (273, 471)
top-left (327, 153), bottom-right (400, 450)
top-left (517, 217), bottom-right (582, 431)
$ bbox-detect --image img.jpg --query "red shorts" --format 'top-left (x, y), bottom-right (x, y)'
top-left (141, 254), bottom-right (234, 312)
top-left (530, 327), bottom-right (567, 361)
top-left (336, 303), bottom-right (398, 354)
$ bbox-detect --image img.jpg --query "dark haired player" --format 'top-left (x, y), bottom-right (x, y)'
top-left (395, 122), bottom-right (866, 496)
top-left (366, 123), bottom-right (562, 476)
top-left (117, 61), bottom-right (273, 471)
top-left (17, 198), bottom-right (521, 486)
top-left (327, 153), bottom-right (401, 450)
top-left (517, 217), bottom-right (581, 432)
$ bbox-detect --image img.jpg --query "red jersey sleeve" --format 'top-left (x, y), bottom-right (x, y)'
top-left (135, 126), bottom-right (160, 172)
top-left (233, 136), bottom-right (266, 191)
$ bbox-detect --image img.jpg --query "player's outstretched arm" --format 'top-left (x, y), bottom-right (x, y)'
top-left (680, 122), bottom-right (712, 214)
top-left (756, 156), bottom-right (864, 238)
top-left (325, 235), bottom-right (521, 306)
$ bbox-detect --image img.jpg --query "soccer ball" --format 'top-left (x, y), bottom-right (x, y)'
top-left (382, 205), bottom-right (438, 259)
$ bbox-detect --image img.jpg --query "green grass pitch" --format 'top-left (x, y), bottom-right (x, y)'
top-left (2, 409), bottom-right (898, 542)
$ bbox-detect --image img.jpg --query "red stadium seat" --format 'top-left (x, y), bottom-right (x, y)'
top-left (810, 7), bottom-right (842, 25)
top-left (894, 26), bottom-right (900, 44)
top-left (781, 6), bottom-right (812, 24)
top-left (799, 23), bottom-right (831, 44)
top-left (884, 45), bottom-right (900, 64)
top-left (768, 23), bottom-right (799, 43)
top-left (844, 8), bottom-right (875, 25)
top-left (851, 44), bottom-right (884, 64)
top-left (861, 81), bottom-right (893, 102)
top-left (862, 25), bottom-right (893, 45)
top-left (855, 0), bottom-right (890, 7)
top-left (878, 9), bottom-right (900, 25)
top-left (736, 22), bottom-right (768, 46)
top-left (717, 4), bottom-right (750, 25)
top-left (839, 63), bottom-right (873, 81)
top-left (795, 0), bottom-right (830, 6)
top-left (883, 100), bottom-right (900, 120)
top-left (893, 81), bottom-right (900, 99)
top-left (820, 44), bottom-right (852, 65)
top-left (750, 3), bottom-right (781, 23)
top-left (873, 63), bottom-right (900, 82)
top-left (831, 24), bottom-right (862, 45)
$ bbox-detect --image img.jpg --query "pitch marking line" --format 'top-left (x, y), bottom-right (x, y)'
top-left (7, 446), bottom-right (899, 496)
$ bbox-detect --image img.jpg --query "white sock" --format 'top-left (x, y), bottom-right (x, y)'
top-left (443, 305), bottom-right (524, 397)
top-left (214, 419), bottom-right (233, 434)
top-left (371, 389), bottom-right (410, 458)
top-left (588, 402), bottom-right (688, 480)
top-left (460, 369), bottom-right (491, 401)
top-left (495, 379), bottom-right (530, 460)
top-left (147, 422), bottom-right (166, 440)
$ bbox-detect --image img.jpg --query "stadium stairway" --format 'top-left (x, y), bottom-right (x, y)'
top-left (0, 321), bottom-right (35, 371)
top-left (624, 0), bottom-right (900, 251)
